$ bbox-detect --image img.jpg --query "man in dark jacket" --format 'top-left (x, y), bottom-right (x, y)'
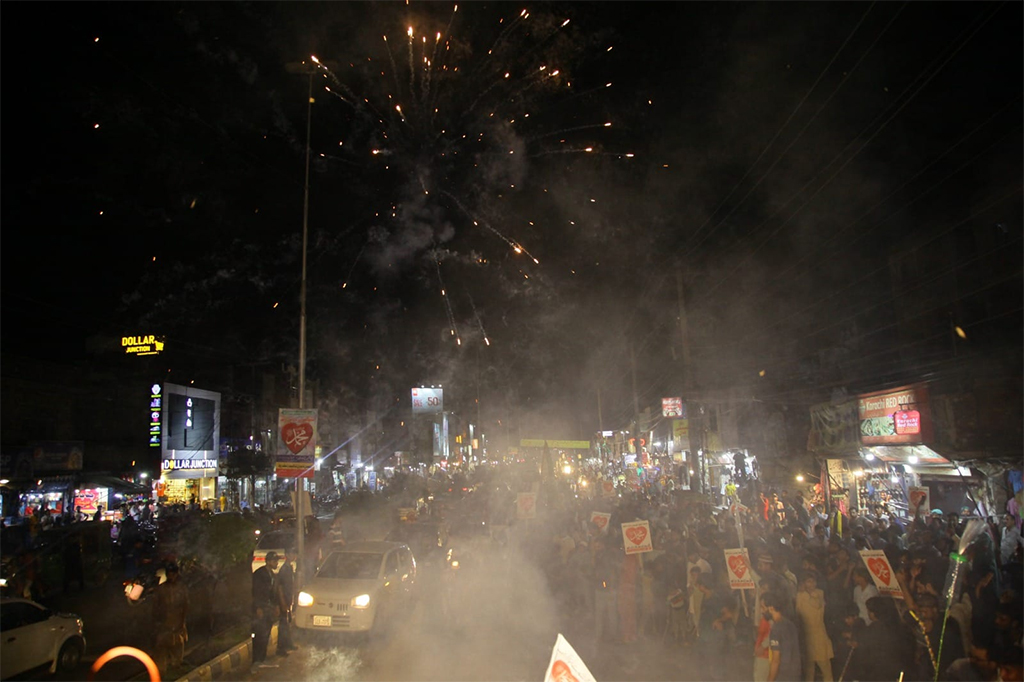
top-left (276, 548), bottom-right (299, 653)
top-left (764, 591), bottom-right (801, 682)
top-left (252, 551), bottom-right (284, 663)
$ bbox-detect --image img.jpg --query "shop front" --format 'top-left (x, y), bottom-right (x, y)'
top-left (159, 456), bottom-right (218, 508)
top-left (812, 383), bottom-right (980, 521)
top-left (17, 474), bottom-right (149, 522)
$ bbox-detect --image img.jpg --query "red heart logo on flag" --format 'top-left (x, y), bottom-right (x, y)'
top-left (282, 423), bottom-right (313, 454)
top-left (602, 481), bottom-right (614, 494)
top-left (867, 557), bottom-right (891, 585)
top-left (910, 491), bottom-right (926, 508)
top-left (625, 526), bottom-right (648, 545)
top-left (592, 514), bottom-right (608, 529)
top-left (728, 554), bottom-right (748, 579)
top-left (550, 660), bottom-right (580, 682)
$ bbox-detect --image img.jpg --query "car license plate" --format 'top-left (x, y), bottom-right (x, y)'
top-left (312, 615), bottom-right (331, 627)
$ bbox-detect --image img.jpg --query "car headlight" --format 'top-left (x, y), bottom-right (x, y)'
top-left (351, 594), bottom-right (371, 609)
top-left (297, 591), bottom-right (314, 607)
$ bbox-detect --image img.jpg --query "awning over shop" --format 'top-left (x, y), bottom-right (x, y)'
top-left (858, 445), bottom-right (971, 477)
top-left (77, 475), bottom-right (149, 495)
top-left (21, 473), bottom-right (149, 496)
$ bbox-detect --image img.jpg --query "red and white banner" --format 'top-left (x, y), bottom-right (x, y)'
top-left (517, 492), bottom-right (537, 519)
top-left (620, 520), bottom-right (653, 555)
top-left (276, 408), bottom-right (317, 479)
top-left (589, 511), bottom-right (611, 534)
top-left (908, 486), bottom-right (930, 518)
top-left (724, 548), bottom-right (755, 589)
top-left (544, 633), bottom-right (595, 682)
top-left (860, 550), bottom-right (904, 599)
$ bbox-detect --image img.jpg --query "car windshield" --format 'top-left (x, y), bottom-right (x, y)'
top-left (317, 552), bottom-right (384, 580)
top-left (256, 531), bottom-right (297, 550)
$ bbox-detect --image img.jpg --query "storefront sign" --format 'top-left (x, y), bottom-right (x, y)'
top-left (859, 550), bottom-right (904, 599)
top-left (724, 548), bottom-right (755, 589)
top-left (122, 334), bottom-right (165, 356)
top-left (857, 385), bottom-right (932, 445)
top-left (894, 410), bottom-right (921, 435)
top-left (621, 520), bottom-right (653, 554)
top-left (662, 397), bottom-right (684, 418)
top-left (162, 458), bottom-right (218, 471)
top-left (148, 383), bottom-right (162, 448)
top-left (73, 488), bottom-right (108, 517)
top-left (31, 442), bottom-right (84, 472)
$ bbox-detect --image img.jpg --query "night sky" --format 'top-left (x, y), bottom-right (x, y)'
top-left (3, 2), bottom-right (1021, 440)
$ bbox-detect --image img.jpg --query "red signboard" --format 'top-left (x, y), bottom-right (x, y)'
top-left (857, 385), bottom-right (932, 445)
top-left (661, 397), bottom-right (684, 418)
top-left (894, 410), bottom-right (921, 435)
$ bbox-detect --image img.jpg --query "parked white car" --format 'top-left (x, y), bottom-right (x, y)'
top-left (295, 541), bottom-right (417, 635)
top-left (0, 597), bottom-right (85, 678)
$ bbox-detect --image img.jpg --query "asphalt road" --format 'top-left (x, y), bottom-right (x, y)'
top-left (246, 495), bottom-right (722, 682)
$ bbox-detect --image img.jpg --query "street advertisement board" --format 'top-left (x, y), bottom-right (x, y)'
top-left (662, 397), bottom-right (684, 418)
top-left (857, 384), bottom-right (933, 445)
top-left (724, 548), bottom-right (755, 589)
top-left (544, 633), bottom-right (596, 682)
top-left (73, 488), bottom-right (108, 518)
top-left (860, 550), bottom-right (904, 599)
top-left (672, 419), bottom-right (690, 452)
top-left (621, 520), bottom-right (653, 554)
top-left (30, 441), bottom-right (85, 472)
top-left (276, 408), bottom-right (317, 479)
top-left (517, 492), bottom-right (537, 519)
top-left (411, 387), bottom-right (443, 414)
top-left (589, 511), bottom-right (611, 534)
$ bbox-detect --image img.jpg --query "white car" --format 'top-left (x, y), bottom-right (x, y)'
top-left (295, 541), bottom-right (417, 635)
top-left (250, 529), bottom-right (300, 573)
top-left (0, 597), bottom-right (85, 678)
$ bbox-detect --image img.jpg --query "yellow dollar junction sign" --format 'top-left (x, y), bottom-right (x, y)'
top-left (122, 335), bottom-right (165, 356)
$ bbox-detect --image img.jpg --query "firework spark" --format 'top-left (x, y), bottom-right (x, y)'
top-left (308, 3), bottom-right (621, 343)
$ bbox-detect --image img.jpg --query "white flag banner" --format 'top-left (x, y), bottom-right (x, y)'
top-left (517, 492), bottom-right (537, 519)
top-left (859, 549), bottom-right (905, 599)
top-left (589, 511), bottom-right (611, 534)
top-left (620, 519), bottom-right (653, 555)
top-left (543, 633), bottom-right (596, 682)
top-left (723, 548), bottom-right (755, 589)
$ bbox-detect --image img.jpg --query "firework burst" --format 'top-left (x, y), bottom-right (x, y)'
top-left (307, 3), bottom-right (625, 345)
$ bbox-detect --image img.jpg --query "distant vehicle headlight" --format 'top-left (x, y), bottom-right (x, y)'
top-left (297, 591), bottom-right (314, 607)
top-left (352, 594), bottom-right (371, 608)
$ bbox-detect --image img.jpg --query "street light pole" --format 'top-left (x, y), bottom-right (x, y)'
top-left (299, 71), bottom-right (312, 411)
top-left (286, 60), bottom-right (318, 590)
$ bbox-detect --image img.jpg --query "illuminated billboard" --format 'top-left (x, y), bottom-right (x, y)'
top-left (857, 384), bottom-right (933, 445)
top-left (122, 334), bottom-right (165, 356)
top-left (160, 383), bottom-right (221, 479)
top-left (411, 387), bottom-right (443, 414)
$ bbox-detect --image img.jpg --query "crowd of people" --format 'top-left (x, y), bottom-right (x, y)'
top-left (515, 475), bottom-right (1023, 682)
